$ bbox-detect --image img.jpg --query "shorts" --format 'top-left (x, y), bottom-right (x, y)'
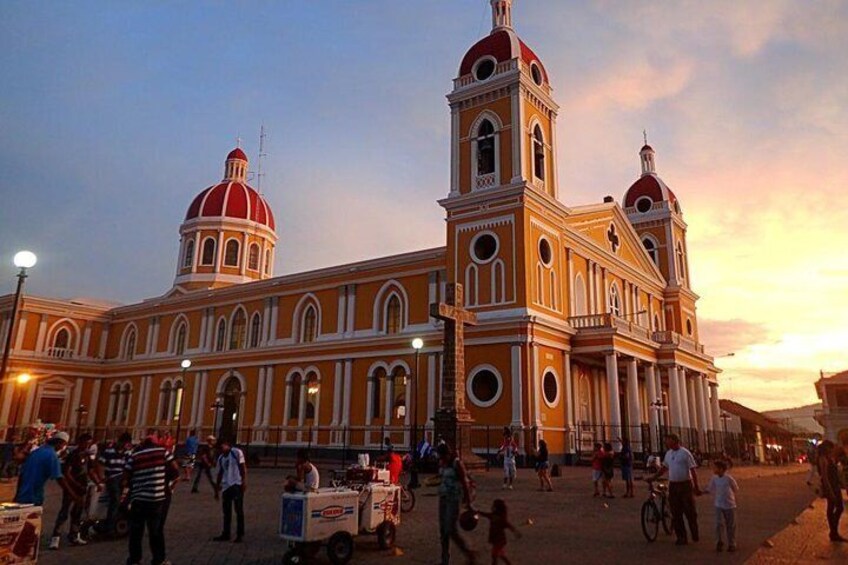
top-left (491, 543), bottom-right (507, 558)
top-left (603, 469), bottom-right (614, 481)
top-left (592, 470), bottom-right (603, 482)
top-left (621, 466), bottom-right (633, 481)
top-left (536, 461), bottom-right (550, 472)
top-left (503, 462), bottom-right (517, 479)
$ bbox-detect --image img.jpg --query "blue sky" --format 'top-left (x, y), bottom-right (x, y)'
top-left (1, 1), bottom-right (847, 409)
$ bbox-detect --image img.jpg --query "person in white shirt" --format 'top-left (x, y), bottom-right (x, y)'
top-left (214, 439), bottom-right (246, 543)
top-left (702, 460), bottom-right (739, 552)
top-left (651, 434), bottom-right (701, 545)
top-left (285, 448), bottom-right (320, 493)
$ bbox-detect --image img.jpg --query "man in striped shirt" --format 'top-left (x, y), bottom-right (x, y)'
top-left (98, 432), bottom-right (132, 535)
top-left (123, 432), bottom-right (179, 565)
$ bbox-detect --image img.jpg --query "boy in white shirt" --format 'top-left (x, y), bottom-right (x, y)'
top-left (703, 459), bottom-right (739, 552)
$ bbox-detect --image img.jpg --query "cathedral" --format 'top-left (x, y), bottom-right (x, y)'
top-left (0, 1), bottom-right (720, 459)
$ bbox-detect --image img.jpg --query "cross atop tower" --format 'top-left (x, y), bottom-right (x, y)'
top-left (491, 0), bottom-right (513, 31)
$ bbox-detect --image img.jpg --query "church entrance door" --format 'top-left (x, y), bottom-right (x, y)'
top-left (218, 377), bottom-right (242, 443)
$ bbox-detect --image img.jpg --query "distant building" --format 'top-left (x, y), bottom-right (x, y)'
top-left (814, 370), bottom-right (848, 444)
top-left (719, 399), bottom-right (794, 462)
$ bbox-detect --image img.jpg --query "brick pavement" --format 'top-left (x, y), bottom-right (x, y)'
top-left (34, 463), bottom-right (813, 565)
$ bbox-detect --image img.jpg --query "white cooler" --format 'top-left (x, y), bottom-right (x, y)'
top-left (0, 503), bottom-right (41, 564)
top-left (360, 484), bottom-right (401, 532)
top-left (279, 488), bottom-right (359, 543)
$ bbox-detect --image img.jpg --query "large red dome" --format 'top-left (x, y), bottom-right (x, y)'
top-left (459, 29), bottom-right (548, 83)
top-left (185, 181), bottom-right (275, 231)
top-left (623, 175), bottom-right (679, 211)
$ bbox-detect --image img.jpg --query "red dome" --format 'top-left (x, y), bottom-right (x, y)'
top-left (459, 29), bottom-right (548, 83)
top-left (227, 148), bottom-right (248, 161)
top-left (623, 175), bottom-right (679, 211)
top-left (185, 181), bottom-right (275, 231)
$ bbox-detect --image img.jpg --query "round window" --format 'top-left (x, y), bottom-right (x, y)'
top-left (530, 63), bottom-right (543, 86)
top-left (471, 232), bottom-right (499, 264)
top-left (635, 196), bottom-right (653, 213)
top-left (468, 367), bottom-right (502, 407)
top-left (543, 371), bottom-right (559, 406)
top-left (474, 58), bottom-right (496, 81)
top-left (538, 237), bottom-right (552, 266)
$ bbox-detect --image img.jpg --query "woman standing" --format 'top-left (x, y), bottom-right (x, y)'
top-left (818, 440), bottom-right (846, 542)
top-left (535, 439), bottom-right (553, 492)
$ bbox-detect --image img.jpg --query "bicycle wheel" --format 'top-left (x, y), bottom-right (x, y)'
top-left (641, 500), bottom-right (660, 542)
top-left (660, 496), bottom-right (672, 535)
top-left (400, 486), bottom-right (415, 513)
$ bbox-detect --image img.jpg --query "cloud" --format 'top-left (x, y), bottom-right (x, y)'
top-left (699, 318), bottom-right (772, 356)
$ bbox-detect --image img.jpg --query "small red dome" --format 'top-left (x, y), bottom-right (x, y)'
top-left (185, 181), bottom-right (275, 231)
top-left (623, 175), bottom-right (679, 210)
top-left (226, 147), bottom-right (248, 161)
top-left (459, 29), bottom-right (548, 83)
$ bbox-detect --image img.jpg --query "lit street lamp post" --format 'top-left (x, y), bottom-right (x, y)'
top-left (0, 251), bottom-right (37, 389)
top-left (409, 337), bottom-right (424, 489)
top-left (174, 359), bottom-right (191, 447)
top-left (7, 373), bottom-right (32, 442)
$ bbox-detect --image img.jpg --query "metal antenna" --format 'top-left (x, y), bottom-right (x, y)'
top-left (256, 125), bottom-right (267, 193)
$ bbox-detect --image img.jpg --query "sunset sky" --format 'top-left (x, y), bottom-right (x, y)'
top-left (1, 1), bottom-right (846, 411)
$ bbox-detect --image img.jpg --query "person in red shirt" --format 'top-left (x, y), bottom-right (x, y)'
top-left (385, 446), bottom-right (403, 485)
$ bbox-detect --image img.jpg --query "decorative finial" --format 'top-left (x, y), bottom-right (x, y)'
top-left (643, 129), bottom-right (648, 146)
top-left (491, 0), bottom-right (513, 31)
top-left (236, 134), bottom-right (242, 148)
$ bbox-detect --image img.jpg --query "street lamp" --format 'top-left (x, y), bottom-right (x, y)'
top-left (174, 359), bottom-right (191, 446)
top-left (75, 404), bottom-right (88, 440)
top-left (0, 251), bottom-right (37, 389)
top-left (210, 399), bottom-right (224, 437)
top-left (409, 337), bottom-right (424, 489)
top-left (7, 373), bottom-right (32, 442)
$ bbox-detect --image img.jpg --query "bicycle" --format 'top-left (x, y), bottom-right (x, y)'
top-left (640, 479), bottom-right (671, 542)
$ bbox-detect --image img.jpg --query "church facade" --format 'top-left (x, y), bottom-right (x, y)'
top-left (0, 1), bottom-right (720, 458)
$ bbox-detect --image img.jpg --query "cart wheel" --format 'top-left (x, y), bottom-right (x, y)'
top-left (400, 487), bottom-right (415, 513)
top-left (377, 520), bottom-right (397, 550)
top-left (326, 531), bottom-right (354, 565)
top-left (282, 547), bottom-right (303, 565)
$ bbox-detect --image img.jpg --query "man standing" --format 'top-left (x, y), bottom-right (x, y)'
top-left (818, 440), bottom-right (846, 542)
top-left (50, 433), bottom-right (101, 549)
top-left (98, 432), bottom-right (133, 535)
top-left (14, 431), bottom-right (73, 507)
top-left (214, 438), bottom-right (246, 543)
top-left (436, 443), bottom-right (476, 565)
top-left (123, 431), bottom-right (179, 565)
top-left (653, 434), bottom-right (701, 545)
top-left (191, 435), bottom-right (218, 499)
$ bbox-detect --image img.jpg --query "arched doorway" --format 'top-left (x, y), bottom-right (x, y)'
top-left (218, 376), bottom-right (242, 443)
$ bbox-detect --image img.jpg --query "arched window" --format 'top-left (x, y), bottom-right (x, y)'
top-left (183, 239), bottom-right (195, 269)
top-left (224, 239), bottom-right (240, 267)
top-left (676, 242), bottom-right (687, 281)
top-left (492, 260), bottom-right (506, 303)
top-left (302, 305), bottom-right (317, 343)
top-left (229, 309), bottom-right (247, 350)
top-left (391, 367), bottom-right (407, 420)
top-left (249, 313), bottom-right (262, 348)
top-left (385, 295), bottom-right (402, 334)
top-left (288, 374), bottom-right (302, 422)
top-left (124, 328), bottom-right (137, 360)
top-left (159, 381), bottom-right (172, 423)
top-left (533, 125), bottom-right (545, 181)
top-left (201, 238), bottom-right (216, 266)
top-left (642, 236), bottom-right (659, 265)
top-left (608, 283), bottom-right (622, 317)
top-left (476, 119), bottom-right (496, 177)
top-left (53, 327), bottom-right (71, 350)
top-left (371, 368), bottom-right (387, 420)
top-left (215, 319), bottom-right (226, 352)
top-left (109, 384), bottom-right (120, 423)
top-left (264, 249), bottom-right (272, 274)
top-left (573, 273), bottom-right (587, 316)
top-left (248, 243), bottom-right (260, 271)
top-left (550, 271), bottom-right (558, 310)
top-left (174, 322), bottom-right (187, 356)
top-left (305, 373), bottom-right (319, 421)
top-left (119, 383), bottom-right (132, 423)
top-left (465, 265), bottom-right (478, 306)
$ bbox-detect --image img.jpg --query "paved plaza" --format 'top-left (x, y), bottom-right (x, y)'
top-left (33, 463), bottom-right (816, 565)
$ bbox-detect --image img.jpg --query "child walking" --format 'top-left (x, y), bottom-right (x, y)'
top-left (497, 429), bottom-right (519, 490)
top-left (703, 460), bottom-right (739, 552)
top-left (479, 499), bottom-right (521, 565)
top-left (601, 442), bottom-right (615, 498)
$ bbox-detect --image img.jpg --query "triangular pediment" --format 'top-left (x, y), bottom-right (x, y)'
top-left (565, 203), bottom-right (666, 285)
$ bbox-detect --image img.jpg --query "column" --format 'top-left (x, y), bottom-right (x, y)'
top-left (263, 366), bottom-right (274, 426)
top-left (564, 353), bottom-right (575, 453)
top-left (677, 369), bottom-right (690, 429)
top-left (532, 343), bottom-right (541, 428)
top-left (35, 315), bottom-right (48, 353)
top-left (426, 353), bottom-right (436, 426)
top-left (709, 382), bottom-right (721, 431)
top-left (269, 297), bottom-right (279, 343)
top-left (13, 312), bottom-right (27, 351)
top-left (336, 287), bottom-right (347, 335)
top-left (587, 261), bottom-right (595, 315)
top-left (510, 345), bottom-right (523, 429)
top-left (667, 366), bottom-right (682, 428)
top-left (261, 298), bottom-right (271, 346)
top-left (331, 362), bottom-right (342, 426)
top-left (566, 249), bottom-right (574, 317)
top-left (625, 358), bottom-right (642, 450)
top-left (693, 373), bottom-right (707, 448)
top-left (253, 367), bottom-right (266, 432)
top-left (87, 380), bottom-right (101, 425)
top-left (341, 360), bottom-right (352, 427)
top-left (645, 364), bottom-right (659, 447)
top-left (81, 323), bottom-right (92, 358)
top-left (701, 375), bottom-right (713, 430)
top-left (345, 285), bottom-right (357, 337)
top-left (686, 373), bottom-right (698, 430)
top-left (605, 353), bottom-right (622, 441)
